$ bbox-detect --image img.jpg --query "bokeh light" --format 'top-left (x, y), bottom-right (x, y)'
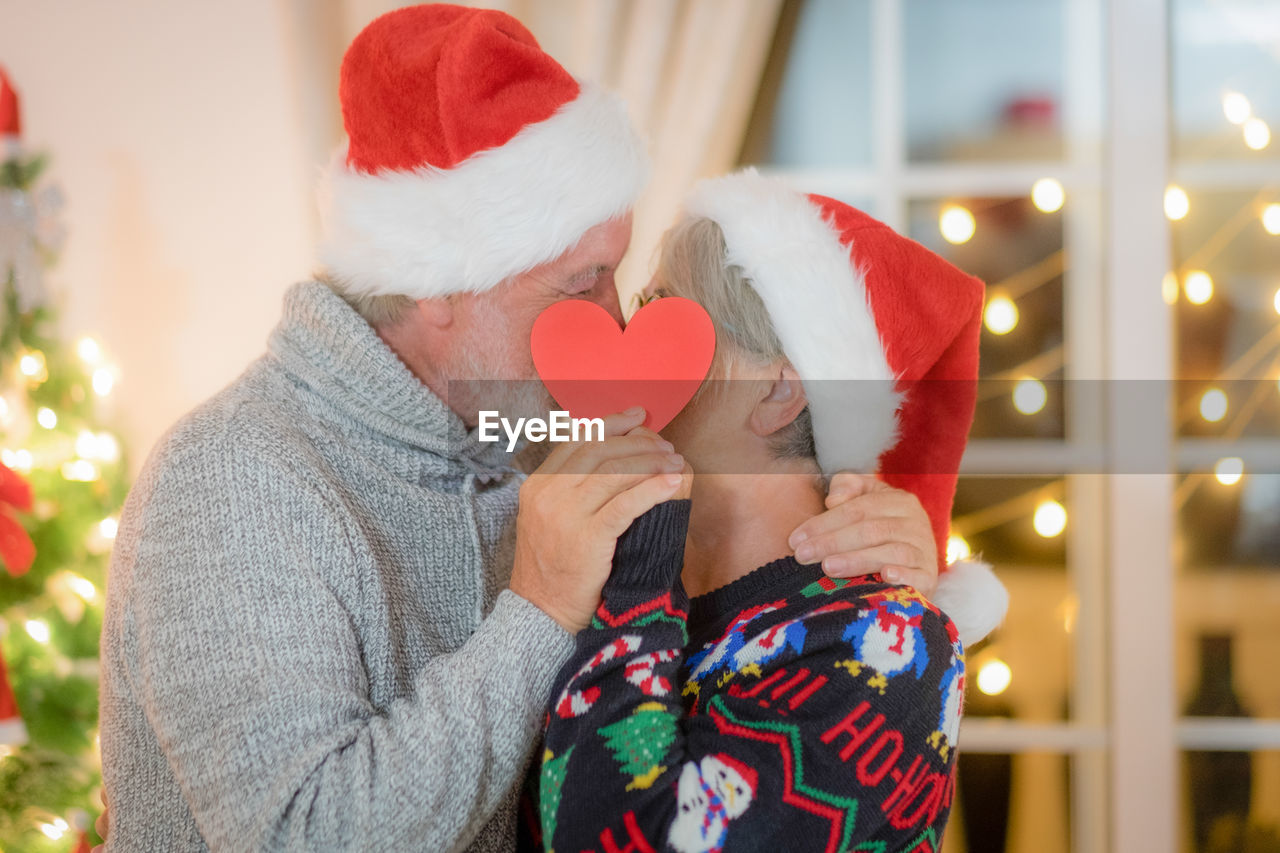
top-left (77, 337), bottom-right (102, 364)
top-left (984, 295), bottom-right (1019, 335)
top-left (1243, 118), bottom-right (1271, 150)
top-left (1200, 388), bottom-right (1228, 423)
top-left (939, 205), bottom-right (976, 244)
top-left (25, 619), bottom-right (51, 644)
top-left (1223, 91), bottom-right (1252, 124)
top-left (1263, 204), bottom-right (1280, 235)
top-left (946, 534), bottom-right (972, 564)
top-left (1012, 378), bottom-right (1048, 415)
top-left (1183, 270), bottom-right (1213, 305)
top-left (977, 659), bottom-right (1013, 696)
top-left (1214, 457), bottom-right (1244, 486)
top-left (1033, 500), bottom-right (1067, 538)
top-left (1031, 178), bottom-right (1065, 213)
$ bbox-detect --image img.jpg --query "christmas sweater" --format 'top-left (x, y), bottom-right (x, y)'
top-left (522, 500), bottom-right (966, 853)
top-left (522, 499), bottom-right (967, 850)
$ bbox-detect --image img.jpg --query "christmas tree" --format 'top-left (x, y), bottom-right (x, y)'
top-left (0, 66), bottom-right (126, 851)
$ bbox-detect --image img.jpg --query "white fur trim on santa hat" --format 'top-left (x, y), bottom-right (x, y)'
top-left (683, 169), bottom-right (901, 473)
top-left (317, 83), bottom-right (648, 300)
top-left (931, 558), bottom-right (1008, 648)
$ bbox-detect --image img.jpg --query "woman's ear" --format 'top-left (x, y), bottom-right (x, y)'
top-left (748, 365), bottom-right (808, 438)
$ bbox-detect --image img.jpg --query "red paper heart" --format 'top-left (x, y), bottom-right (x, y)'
top-left (531, 297), bottom-right (716, 431)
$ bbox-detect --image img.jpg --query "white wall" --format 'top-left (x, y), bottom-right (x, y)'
top-left (0, 0), bottom-right (319, 471)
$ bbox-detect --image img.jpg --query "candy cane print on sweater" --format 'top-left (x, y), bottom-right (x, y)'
top-left (554, 635), bottom-right (642, 718)
top-left (625, 648), bottom-right (682, 697)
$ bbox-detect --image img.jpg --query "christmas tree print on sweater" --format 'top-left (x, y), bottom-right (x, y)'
top-left (599, 702), bottom-right (679, 790)
top-left (520, 501), bottom-right (966, 852)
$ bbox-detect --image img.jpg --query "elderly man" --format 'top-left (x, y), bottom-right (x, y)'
top-left (98, 5), bottom-right (945, 851)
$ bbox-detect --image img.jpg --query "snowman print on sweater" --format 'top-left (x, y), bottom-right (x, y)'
top-left (667, 754), bottom-right (758, 853)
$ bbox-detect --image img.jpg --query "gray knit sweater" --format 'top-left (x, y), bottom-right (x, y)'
top-left (99, 281), bottom-right (574, 851)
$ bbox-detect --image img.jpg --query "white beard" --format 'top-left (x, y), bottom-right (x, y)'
top-left (447, 294), bottom-right (556, 426)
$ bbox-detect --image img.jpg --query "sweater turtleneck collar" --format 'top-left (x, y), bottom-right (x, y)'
top-left (267, 280), bottom-right (513, 472)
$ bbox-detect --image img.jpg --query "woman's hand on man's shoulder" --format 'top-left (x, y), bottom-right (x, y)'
top-left (786, 472), bottom-right (939, 599)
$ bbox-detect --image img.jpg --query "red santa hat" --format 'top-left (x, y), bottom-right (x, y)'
top-left (683, 169), bottom-right (1007, 646)
top-left (318, 4), bottom-right (648, 301)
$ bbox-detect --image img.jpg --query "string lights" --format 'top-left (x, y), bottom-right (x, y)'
top-left (18, 350), bottom-right (47, 384)
top-left (1222, 91), bottom-right (1251, 125)
top-left (38, 819), bottom-right (68, 841)
top-left (91, 368), bottom-right (116, 397)
top-left (1262, 204), bottom-right (1280, 235)
top-left (1213, 456), bottom-right (1244, 486)
top-left (983, 294), bottom-right (1019, 335)
top-left (941, 92), bottom-right (1278, 550)
top-left (1032, 499), bottom-right (1067, 538)
top-left (24, 619), bottom-right (50, 644)
top-left (1165, 185), bottom-right (1190, 221)
top-left (66, 574), bottom-right (97, 602)
top-left (1199, 388), bottom-right (1228, 423)
top-left (1012, 378), bottom-right (1048, 415)
top-left (75, 430), bottom-right (120, 463)
top-left (946, 533), bottom-right (972, 564)
top-left (76, 337), bottom-right (102, 364)
top-left (1175, 353), bottom-right (1280, 510)
top-left (1243, 118), bottom-right (1271, 150)
top-left (976, 658), bottom-right (1012, 696)
top-left (939, 204), bottom-right (976, 244)
top-left (1183, 270), bottom-right (1214, 305)
top-left (1031, 178), bottom-right (1065, 213)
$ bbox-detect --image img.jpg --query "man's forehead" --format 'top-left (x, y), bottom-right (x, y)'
top-left (563, 232), bottom-right (628, 268)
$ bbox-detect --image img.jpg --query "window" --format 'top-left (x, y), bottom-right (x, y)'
top-left (739, 1), bottom-right (1280, 850)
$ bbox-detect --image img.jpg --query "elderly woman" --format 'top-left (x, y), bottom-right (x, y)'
top-left (520, 171), bottom-right (1006, 853)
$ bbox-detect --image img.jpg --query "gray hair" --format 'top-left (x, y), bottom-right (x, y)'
top-left (318, 271), bottom-right (416, 328)
top-left (653, 216), bottom-right (815, 461)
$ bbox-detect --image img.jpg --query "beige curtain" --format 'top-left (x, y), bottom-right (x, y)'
top-left (286, 0), bottom-right (784, 305)
top-left (540, 0), bottom-right (785, 306)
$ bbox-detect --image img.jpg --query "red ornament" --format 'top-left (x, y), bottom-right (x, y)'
top-left (0, 651), bottom-right (26, 747)
top-left (531, 297), bottom-right (716, 432)
top-left (0, 66), bottom-right (19, 138)
top-left (0, 461), bottom-right (32, 511)
top-left (0, 463), bottom-right (34, 576)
